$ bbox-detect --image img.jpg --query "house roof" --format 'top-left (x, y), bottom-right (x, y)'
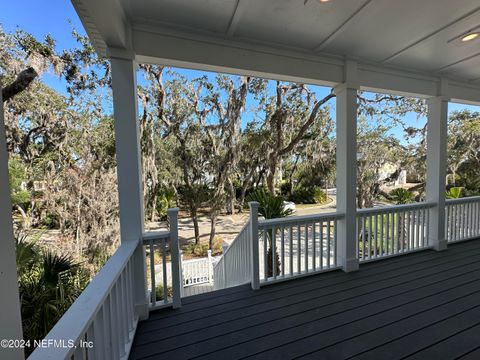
top-left (71, 0), bottom-right (480, 104)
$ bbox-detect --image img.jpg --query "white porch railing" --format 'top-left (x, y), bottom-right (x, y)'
top-left (356, 202), bottom-right (435, 262)
top-left (256, 212), bottom-right (343, 285)
top-left (28, 240), bottom-right (139, 360)
top-left (142, 209), bottom-right (182, 310)
top-left (28, 208), bottom-right (182, 360)
top-left (446, 196), bottom-right (480, 243)
top-left (213, 220), bottom-right (252, 290)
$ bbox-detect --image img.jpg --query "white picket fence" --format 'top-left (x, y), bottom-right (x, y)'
top-left (181, 251), bottom-right (213, 287)
top-left (446, 196), bottom-right (480, 243)
top-left (356, 202), bottom-right (435, 262)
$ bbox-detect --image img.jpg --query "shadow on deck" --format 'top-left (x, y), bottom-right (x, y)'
top-left (130, 239), bottom-right (480, 360)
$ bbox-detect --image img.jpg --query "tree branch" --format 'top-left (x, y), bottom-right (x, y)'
top-left (2, 67), bottom-right (38, 102)
top-left (279, 91), bottom-right (335, 156)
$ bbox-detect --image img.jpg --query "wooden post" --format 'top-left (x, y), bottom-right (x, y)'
top-left (249, 202), bottom-right (260, 290)
top-left (168, 208), bottom-right (182, 308)
top-left (0, 84), bottom-right (25, 360)
top-left (426, 95), bottom-right (449, 251)
top-left (335, 61), bottom-right (360, 272)
top-left (110, 54), bottom-right (149, 319)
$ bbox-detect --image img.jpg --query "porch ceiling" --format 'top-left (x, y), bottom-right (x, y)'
top-left (72, 0), bottom-right (480, 103)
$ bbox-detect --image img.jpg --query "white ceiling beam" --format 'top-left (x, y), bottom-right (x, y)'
top-left (131, 26), bottom-right (480, 104)
top-left (133, 26), bottom-right (343, 86)
top-left (381, 5), bottom-right (480, 64)
top-left (313, 0), bottom-right (373, 53)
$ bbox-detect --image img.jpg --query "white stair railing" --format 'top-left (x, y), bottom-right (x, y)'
top-left (356, 202), bottom-right (435, 262)
top-left (213, 219), bottom-right (252, 290)
top-left (446, 196), bottom-right (480, 243)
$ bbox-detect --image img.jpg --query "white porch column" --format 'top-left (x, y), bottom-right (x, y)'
top-left (110, 53), bottom-right (149, 319)
top-left (335, 74), bottom-right (360, 272)
top-left (426, 96), bottom-right (449, 251)
top-left (0, 91), bottom-right (25, 359)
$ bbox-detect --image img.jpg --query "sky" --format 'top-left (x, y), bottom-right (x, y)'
top-left (1, 0), bottom-right (479, 142)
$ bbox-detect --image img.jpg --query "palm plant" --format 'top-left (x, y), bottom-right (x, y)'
top-left (389, 188), bottom-right (414, 252)
top-left (390, 188), bottom-right (415, 204)
top-left (446, 187), bottom-right (462, 199)
top-left (16, 237), bottom-right (88, 356)
top-left (247, 188), bottom-right (293, 277)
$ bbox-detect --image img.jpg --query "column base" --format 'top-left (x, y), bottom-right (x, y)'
top-left (432, 239), bottom-right (448, 251)
top-left (136, 303), bottom-right (149, 321)
top-left (340, 257), bottom-right (359, 273)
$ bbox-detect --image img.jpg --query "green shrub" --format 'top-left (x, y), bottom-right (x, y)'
top-left (155, 284), bottom-right (173, 300)
top-left (182, 236), bottom-right (223, 257)
top-left (156, 187), bottom-right (177, 220)
top-left (290, 186), bottom-right (326, 204)
top-left (389, 188), bottom-right (415, 204)
top-left (183, 242), bottom-right (209, 257)
top-left (313, 187), bottom-right (327, 203)
top-left (279, 181), bottom-right (293, 197)
top-left (39, 213), bottom-right (59, 229)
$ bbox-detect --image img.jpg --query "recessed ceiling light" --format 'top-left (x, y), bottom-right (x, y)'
top-left (319, 0), bottom-right (331, 2)
top-left (461, 33), bottom-right (479, 42)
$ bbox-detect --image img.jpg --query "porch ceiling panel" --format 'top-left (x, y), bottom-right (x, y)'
top-left (231, 0), bottom-right (368, 49)
top-left (129, 0), bottom-right (238, 34)
top-left (440, 55), bottom-right (480, 81)
top-left (319, 0), bottom-right (480, 64)
top-left (73, 0), bottom-right (480, 103)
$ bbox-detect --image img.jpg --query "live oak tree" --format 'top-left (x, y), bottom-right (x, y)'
top-left (3, 25), bottom-right (480, 258)
top-left (261, 81), bottom-right (335, 193)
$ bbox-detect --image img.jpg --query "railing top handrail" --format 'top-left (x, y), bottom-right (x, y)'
top-left (142, 230), bottom-right (170, 244)
top-left (28, 240), bottom-right (138, 360)
top-left (356, 201), bottom-right (436, 215)
top-left (446, 196), bottom-right (480, 205)
top-left (258, 211), bottom-right (344, 228)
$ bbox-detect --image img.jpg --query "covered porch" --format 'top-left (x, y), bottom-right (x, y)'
top-left (2, 0), bottom-right (480, 359)
top-left (131, 239), bottom-right (480, 360)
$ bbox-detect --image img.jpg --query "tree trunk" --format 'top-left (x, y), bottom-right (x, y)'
top-left (255, 167), bottom-right (266, 188)
top-left (191, 208), bottom-right (200, 245)
top-left (226, 178), bottom-right (235, 215)
top-left (150, 193), bottom-right (157, 223)
top-left (2, 67), bottom-right (38, 102)
top-left (209, 212), bottom-right (218, 249)
top-left (238, 180), bottom-right (251, 212)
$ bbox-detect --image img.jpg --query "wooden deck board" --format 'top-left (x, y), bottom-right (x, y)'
top-left (130, 239), bottom-right (480, 360)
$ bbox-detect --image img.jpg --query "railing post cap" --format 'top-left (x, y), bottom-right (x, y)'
top-left (167, 207), bottom-right (180, 214)
top-left (249, 201), bottom-right (259, 208)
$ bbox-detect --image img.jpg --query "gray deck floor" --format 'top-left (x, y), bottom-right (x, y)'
top-left (130, 239), bottom-right (480, 360)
